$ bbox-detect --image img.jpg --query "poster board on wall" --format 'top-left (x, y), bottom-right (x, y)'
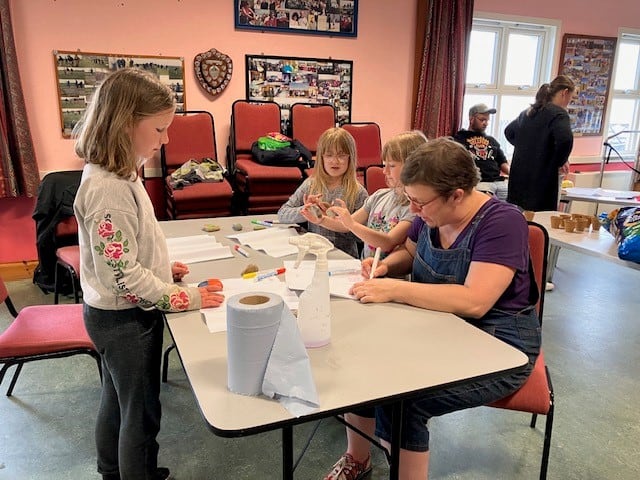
top-left (234, 0), bottom-right (358, 37)
top-left (54, 50), bottom-right (185, 137)
top-left (245, 54), bottom-right (352, 133)
top-left (558, 34), bottom-right (617, 136)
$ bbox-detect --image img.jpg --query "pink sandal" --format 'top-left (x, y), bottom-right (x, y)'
top-left (324, 453), bottom-right (372, 480)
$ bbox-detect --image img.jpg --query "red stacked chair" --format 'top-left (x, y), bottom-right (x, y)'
top-left (342, 123), bottom-right (382, 185)
top-left (229, 100), bottom-right (303, 214)
top-left (290, 103), bottom-right (336, 176)
top-left (161, 111), bottom-right (234, 219)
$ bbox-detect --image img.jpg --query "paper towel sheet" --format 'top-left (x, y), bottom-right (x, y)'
top-left (166, 235), bottom-right (233, 263)
top-left (262, 306), bottom-right (319, 417)
top-left (226, 292), bottom-right (319, 417)
top-left (284, 259), bottom-right (363, 299)
top-left (199, 277), bottom-right (299, 333)
top-left (227, 228), bottom-right (300, 257)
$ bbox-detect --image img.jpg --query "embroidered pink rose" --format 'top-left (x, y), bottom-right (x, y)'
top-left (103, 242), bottom-right (124, 260)
top-left (97, 221), bottom-right (114, 238)
top-left (124, 293), bottom-right (139, 304)
top-left (169, 291), bottom-right (190, 310)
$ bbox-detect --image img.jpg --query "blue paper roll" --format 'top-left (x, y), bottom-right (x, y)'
top-left (226, 292), bottom-right (283, 395)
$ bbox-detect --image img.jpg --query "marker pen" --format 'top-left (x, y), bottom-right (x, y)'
top-left (233, 244), bottom-right (250, 257)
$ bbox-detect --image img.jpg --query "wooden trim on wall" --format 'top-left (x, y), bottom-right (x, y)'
top-left (0, 261), bottom-right (38, 281)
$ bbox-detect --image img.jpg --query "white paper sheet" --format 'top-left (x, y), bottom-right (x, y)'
top-left (227, 228), bottom-right (300, 257)
top-left (283, 259), bottom-right (364, 299)
top-left (565, 187), bottom-right (639, 199)
top-left (166, 235), bottom-right (233, 264)
top-left (197, 277), bottom-right (300, 333)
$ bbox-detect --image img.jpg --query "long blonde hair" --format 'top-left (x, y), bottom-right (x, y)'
top-left (311, 127), bottom-right (361, 209)
top-left (382, 130), bottom-right (429, 203)
top-left (73, 68), bottom-right (175, 179)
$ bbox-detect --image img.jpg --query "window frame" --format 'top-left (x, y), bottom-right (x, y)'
top-left (605, 31), bottom-right (640, 159)
top-left (463, 14), bottom-right (559, 157)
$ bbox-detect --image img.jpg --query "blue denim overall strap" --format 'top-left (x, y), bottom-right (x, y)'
top-left (410, 201), bottom-right (540, 364)
top-left (412, 200), bottom-right (499, 286)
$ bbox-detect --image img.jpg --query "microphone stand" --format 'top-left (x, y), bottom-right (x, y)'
top-left (599, 130), bottom-right (640, 190)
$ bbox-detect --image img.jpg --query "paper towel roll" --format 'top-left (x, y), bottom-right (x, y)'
top-left (226, 292), bottom-right (283, 395)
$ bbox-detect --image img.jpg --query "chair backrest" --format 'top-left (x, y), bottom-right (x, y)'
top-left (229, 100), bottom-right (282, 171)
top-left (527, 221), bottom-right (549, 321)
top-left (342, 122), bottom-right (382, 170)
top-left (290, 103), bottom-right (336, 154)
top-left (54, 216), bottom-right (78, 238)
top-left (161, 111), bottom-right (217, 176)
top-left (364, 166), bottom-right (387, 195)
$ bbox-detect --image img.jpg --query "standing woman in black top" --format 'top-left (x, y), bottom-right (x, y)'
top-left (505, 75), bottom-right (576, 211)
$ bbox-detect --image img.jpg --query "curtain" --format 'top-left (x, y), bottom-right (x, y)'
top-left (412, 0), bottom-right (474, 139)
top-left (0, 0), bottom-right (38, 198)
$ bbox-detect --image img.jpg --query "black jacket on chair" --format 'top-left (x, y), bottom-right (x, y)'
top-left (32, 170), bottom-right (82, 293)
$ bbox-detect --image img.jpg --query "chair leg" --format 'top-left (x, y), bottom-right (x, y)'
top-left (539, 405), bottom-right (554, 480)
top-left (530, 413), bottom-right (538, 428)
top-left (162, 343), bottom-right (176, 383)
top-left (6, 362), bottom-right (24, 397)
top-left (54, 263), bottom-right (60, 304)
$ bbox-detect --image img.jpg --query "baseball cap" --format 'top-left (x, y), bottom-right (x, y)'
top-left (469, 103), bottom-right (497, 116)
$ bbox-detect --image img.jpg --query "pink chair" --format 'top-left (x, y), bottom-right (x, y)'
top-left (0, 276), bottom-right (101, 396)
top-left (364, 166), bottom-right (387, 194)
top-left (342, 123), bottom-right (382, 184)
top-left (54, 245), bottom-right (81, 304)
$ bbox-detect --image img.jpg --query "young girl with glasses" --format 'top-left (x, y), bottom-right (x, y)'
top-left (318, 130), bottom-right (428, 261)
top-left (277, 127), bottom-right (368, 257)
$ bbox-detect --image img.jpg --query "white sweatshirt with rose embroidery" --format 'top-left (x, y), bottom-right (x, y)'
top-left (74, 163), bottom-right (202, 312)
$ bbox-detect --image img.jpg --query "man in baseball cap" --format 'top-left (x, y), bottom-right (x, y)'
top-left (453, 103), bottom-right (509, 199)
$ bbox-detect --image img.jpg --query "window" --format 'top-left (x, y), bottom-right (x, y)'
top-left (605, 33), bottom-right (640, 158)
top-left (463, 17), bottom-right (557, 157)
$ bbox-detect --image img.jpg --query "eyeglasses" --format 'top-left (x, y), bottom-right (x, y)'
top-left (324, 153), bottom-right (349, 162)
top-left (403, 189), bottom-right (441, 209)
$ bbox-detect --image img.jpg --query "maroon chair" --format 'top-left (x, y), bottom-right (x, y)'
top-left (53, 216), bottom-right (81, 304)
top-left (364, 166), bottom-right (387, 194)
top-left (488, 222), bottom-right (554, 480)
top-left (161, 110), bottom-right (234, 219)
top-left (229, 100), bottom-right (303, 214)
top-left (342, 123), bottom-right (382, 185)
top-left (0, 276), bottom-right (101, 397)
top-left (290, 103), bottom-right (336, 155)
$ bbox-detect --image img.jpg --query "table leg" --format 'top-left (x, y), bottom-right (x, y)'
top-left (282, 426), bottom-right (293, 480)
top-left (547, 245), bottom-right (561, 282)
top-left (389, 401), bottom-right (403, 480)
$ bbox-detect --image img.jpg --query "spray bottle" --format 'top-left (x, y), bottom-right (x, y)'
top-left (289, 233), bottom-right (334, 347)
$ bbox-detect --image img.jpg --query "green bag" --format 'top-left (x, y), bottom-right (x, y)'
top-left (257, 136), bottom-right (291, 150)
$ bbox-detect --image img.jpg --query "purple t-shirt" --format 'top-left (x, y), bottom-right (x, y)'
top-left (407, 197), bottom-right (531, 311)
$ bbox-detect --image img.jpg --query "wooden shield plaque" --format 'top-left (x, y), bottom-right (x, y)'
top-left (194, 48), bottom-right (233, 97)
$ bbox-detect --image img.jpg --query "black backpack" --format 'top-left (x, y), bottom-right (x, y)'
top-left (251, 139), bottom-right (313, 169)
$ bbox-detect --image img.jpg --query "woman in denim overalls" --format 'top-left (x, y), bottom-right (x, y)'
top-left (324, 138), bottom-right (541, 480)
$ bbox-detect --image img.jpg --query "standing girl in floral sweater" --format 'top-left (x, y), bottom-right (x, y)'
top-left (73, 68), bottom-right (224, 480)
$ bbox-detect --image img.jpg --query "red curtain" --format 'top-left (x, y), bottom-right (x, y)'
top-left (412, 0), bottom-right (474, 139)
top-left (0, 0), bottom-right (39, 198)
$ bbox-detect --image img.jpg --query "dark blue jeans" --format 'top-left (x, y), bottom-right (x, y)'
top-left (373, 307), bottom-right (540, 451)
top-left (84, 304), bottom-right (164, 480)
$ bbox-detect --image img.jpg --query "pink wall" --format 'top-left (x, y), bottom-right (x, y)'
top-left (9, 0), bottom-right (418, 174)
top-left (476, 0), bottom-right (640, 157)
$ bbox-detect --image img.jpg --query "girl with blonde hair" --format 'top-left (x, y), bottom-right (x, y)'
top-left (320, 130), bottom-right (428, 259)
top-left (74, 68), bottom-right (224, 480)
top-left (277, 127), bottom-right (368, 257)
